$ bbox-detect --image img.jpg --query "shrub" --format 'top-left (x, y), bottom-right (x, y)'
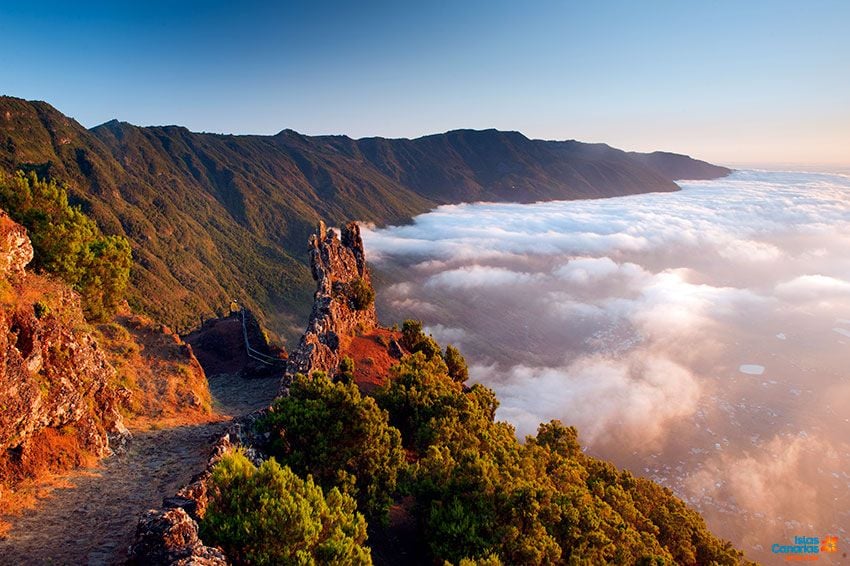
top-left (400, 319), bottom-right (423, 350)
top-left (443, 344), bottom-right (469, 383)
top-left (399, 319), bottom-right (441, 359)
top-left (261, 373), bottom-right (405, 523)
top-left (201, 451), bottom-right (372, 565)
top-left (375, 345), bottom-right (747, 565)
top-left (336, 356), bottom-right (355, 384)
top-left (347, 277), bottom-right (375, 311)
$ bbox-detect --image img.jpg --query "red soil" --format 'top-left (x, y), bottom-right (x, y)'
top-left (340, 328), bottom-right (402, 394)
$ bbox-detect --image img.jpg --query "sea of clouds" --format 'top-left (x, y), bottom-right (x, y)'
top-left (362, 170), bottom-right (850, 560)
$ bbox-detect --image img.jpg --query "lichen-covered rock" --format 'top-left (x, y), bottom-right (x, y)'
top-left (128, 507), bottom-right (227, 566)
top-left (0, 306), bottom-right (123, 451)
top-left (284, 221), bottom-right (377, 385)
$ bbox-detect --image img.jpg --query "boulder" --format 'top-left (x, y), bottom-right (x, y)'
top-left (128, 507), bottom-right (227, 565)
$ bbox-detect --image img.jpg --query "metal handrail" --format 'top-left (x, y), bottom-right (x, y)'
top-left (239, 307), bottom-right (283, 367)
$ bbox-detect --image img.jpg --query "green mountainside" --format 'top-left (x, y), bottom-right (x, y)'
top-left (0, 96), bottom-right (729, 342)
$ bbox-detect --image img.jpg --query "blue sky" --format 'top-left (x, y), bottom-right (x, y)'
top-left (1, 0), bottom-right (848, 165)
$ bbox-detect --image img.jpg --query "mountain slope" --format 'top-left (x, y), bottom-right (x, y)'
top-left (0, 96), bottom-right (729, 341)
top-left (628, 150), bottom-right (731, 180)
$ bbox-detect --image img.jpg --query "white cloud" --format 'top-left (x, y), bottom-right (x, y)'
top-left (362, 170), bottom-right (850, 266)
top-left (362, 170), bottom-right (850, 556)
top-left (685, 434), bottom-right (826, 521)
top-left (425, 265), bottom-right (542, 289)
top-left (482, 353), bottom-right (701, 444)
top-left (424, 324), bottom-right (467, 346)
top-left (775, 274), bottom-right (850, 300)
top-left (552, 256), bottom-right (642, 285)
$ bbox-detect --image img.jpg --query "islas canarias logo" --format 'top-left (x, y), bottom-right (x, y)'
top-left (771, 535), bottom-right (840, 561)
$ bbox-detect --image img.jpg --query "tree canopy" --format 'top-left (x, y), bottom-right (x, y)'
top-left (201, 450), bottom-right (371, 566)
top-left (375, 350), bottom-right (747, 564)
top-left (0, 171), bottom-right (131, 320)
top-left (261, 373), bottom-right (405, 524)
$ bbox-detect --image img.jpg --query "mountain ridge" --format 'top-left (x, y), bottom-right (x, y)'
top-left (0, 95), bottom-right (730, 341)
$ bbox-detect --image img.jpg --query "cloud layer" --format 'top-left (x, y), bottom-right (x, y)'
top-left (362, 170), bottom-right (850, 560)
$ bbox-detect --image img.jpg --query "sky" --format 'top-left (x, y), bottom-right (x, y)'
top-left (0, 0), bottom-right (848, 166)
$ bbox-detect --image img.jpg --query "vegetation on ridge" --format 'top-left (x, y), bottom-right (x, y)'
top-left (260, 373), bottom-right (405, 524)
top-left (208, 320), bottom-right (748, 565)
top-left (0, 171), bottom-right (131, 320)
top-left (201, 450), bottom-right (371, 566)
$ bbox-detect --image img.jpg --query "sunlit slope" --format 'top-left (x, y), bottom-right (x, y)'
top-left (0, 95), bottom-right (728, 339)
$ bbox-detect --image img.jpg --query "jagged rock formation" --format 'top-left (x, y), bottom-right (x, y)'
top-left (0, 211), bottom-right (126, 485)
top-left (284, 221), bottom-right (377, 383)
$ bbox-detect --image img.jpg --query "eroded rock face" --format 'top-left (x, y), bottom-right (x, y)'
top-left (284, 221), bottom-right (377, 384)
top-left (0, 211), bottom-right (125, 483)
top-left (0, 214), bottom-right (32, 278)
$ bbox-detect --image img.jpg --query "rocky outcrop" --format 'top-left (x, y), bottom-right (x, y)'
top-left (129, 508), bottom-right (227, 566)
top-left (96, 312), bottom-right (213, 420)
top-left (284, 221), bottom-right (377, 383)
top-left (0, 211), bottom-right (126, 484)
top-left (0, 215), bottom-right (32, 278)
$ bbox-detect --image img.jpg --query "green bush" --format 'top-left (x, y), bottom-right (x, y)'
top-left (0, 171), bottom-right (132, 320)
top-left (347, 277), bottom-right (375, 311)
top-left (443, 344), bottom-right (469, 383)
top-left (261, 373), bottom-right (405, 523)
top-left (201, 451), bottom-right (372, 565)
top-left (374, 349), bottom-right (747, 565)
top-left (336, 355), bottom-right (355, 384)
top-left (400, 319), bottom-right (441, 359)
top-left (400, 319), bottom-right (424, 350)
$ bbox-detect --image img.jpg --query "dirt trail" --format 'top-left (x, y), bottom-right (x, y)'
top-left (0, 373), bottom-right (280, 566)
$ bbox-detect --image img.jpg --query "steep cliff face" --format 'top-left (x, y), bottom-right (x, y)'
top-left (0, 211), bottom-right (125, 485)
top-left (284, 222), bottom-right (377, 383)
